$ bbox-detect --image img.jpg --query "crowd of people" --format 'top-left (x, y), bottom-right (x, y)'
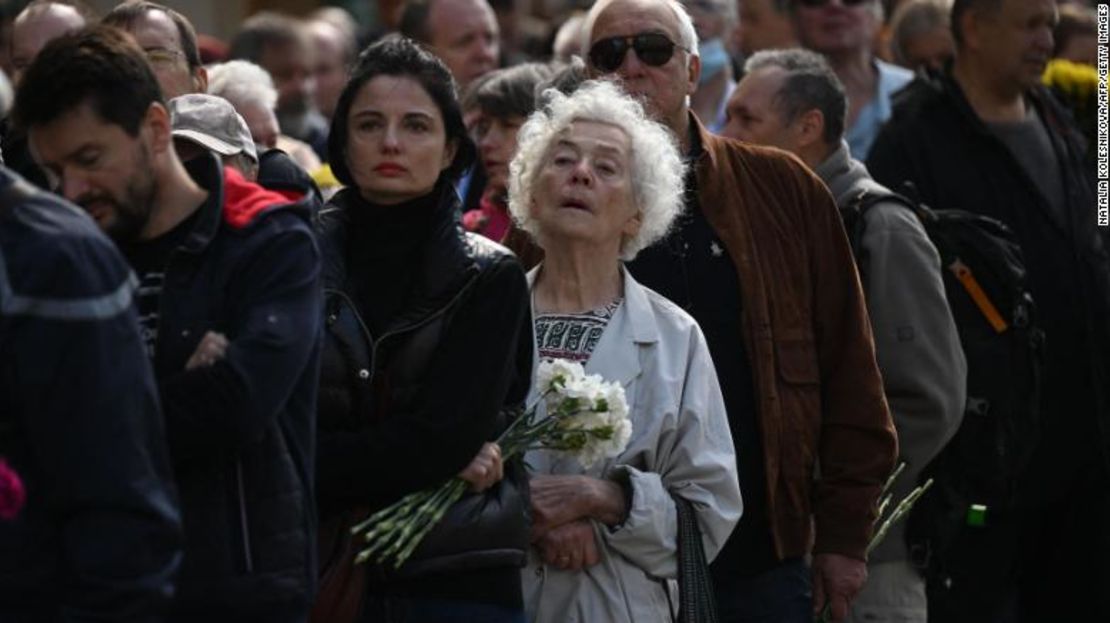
top-left (0, 0), bottom-right (1105, 622)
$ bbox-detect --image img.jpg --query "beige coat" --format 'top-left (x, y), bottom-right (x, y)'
top-left (522, 266), bottom-right (743, 623)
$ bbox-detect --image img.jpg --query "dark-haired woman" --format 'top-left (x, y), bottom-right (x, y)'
top-left (312, 37), bottom-right (532, 623)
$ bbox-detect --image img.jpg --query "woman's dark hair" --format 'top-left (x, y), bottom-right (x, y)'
top-left (327, 35), bottom-right (476, 187)
top-left (469, 62), bottom-right (556, 121)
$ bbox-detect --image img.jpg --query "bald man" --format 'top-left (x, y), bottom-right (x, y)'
top-left (10, 0), bottom-right (89, 85)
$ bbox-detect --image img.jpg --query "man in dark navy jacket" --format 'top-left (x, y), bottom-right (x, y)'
top-left (0, 71), bottom-right (182, 621)
top-left (14, 27), bottom-right (324, 621)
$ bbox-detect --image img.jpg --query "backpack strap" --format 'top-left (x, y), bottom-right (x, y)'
top-left (842, 188), bottom-right (924, 262)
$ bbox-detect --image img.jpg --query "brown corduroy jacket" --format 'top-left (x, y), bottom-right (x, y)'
top-left (693, 120), bottom-right (898, 561)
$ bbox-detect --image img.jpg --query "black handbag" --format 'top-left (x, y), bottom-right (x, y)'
top-left (672, 493), bottom-right (720, 623)
top-left (378, 458), bottom-right (531, 579)
top-left (312, 460), bottom-right (530, 623)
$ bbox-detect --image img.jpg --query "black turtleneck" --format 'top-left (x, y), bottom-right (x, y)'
top-left (344, 188), bottom-right (439, 336)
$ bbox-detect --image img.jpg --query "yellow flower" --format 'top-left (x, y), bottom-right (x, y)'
top-left (1043, 58), bottom-right (1097, 104)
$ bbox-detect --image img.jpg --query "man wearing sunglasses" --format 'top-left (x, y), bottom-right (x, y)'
top-left (581, 1), bottom-right (898, 622)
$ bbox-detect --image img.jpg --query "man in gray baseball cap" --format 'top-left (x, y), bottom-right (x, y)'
top-left (170, 93), bottom-right (259, 181)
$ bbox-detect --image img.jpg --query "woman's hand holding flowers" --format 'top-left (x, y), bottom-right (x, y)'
top-left (457, 442), bottom-right (504, 492)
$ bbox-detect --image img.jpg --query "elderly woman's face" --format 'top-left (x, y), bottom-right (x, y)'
top-left (531, 120), bottom-right (639, 252)
top-left (346, 75), bottom-right (456, 205)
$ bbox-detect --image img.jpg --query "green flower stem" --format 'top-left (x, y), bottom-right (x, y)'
top-left (356, 493), bottom-right (430, 545)
top-left (367, 478), bottom-right (465, 567)
top-left (814, 467), bottom-right (931, 623)
top-left (351, 381), bottom-right (628, 569)
top-left (876, 493), bottom-right (893, 522)
top-left (392, 479), bottom-right (469, 568)
top-left (880, 462), bottom-right (906, 499)
top-left (866, 479), bottom-right (933, 557)
top-left (351, 489), bottom-right (426, 535)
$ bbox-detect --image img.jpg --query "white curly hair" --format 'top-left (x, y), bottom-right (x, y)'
top-left (205, 60), bottom-right (279, 112)
top-left (507, 80), bottom-right (685, 261)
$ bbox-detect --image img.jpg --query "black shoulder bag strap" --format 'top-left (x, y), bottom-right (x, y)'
top-left (672, 493), bottom-right (719, 623)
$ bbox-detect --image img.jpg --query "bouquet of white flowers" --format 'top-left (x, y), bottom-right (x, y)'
top-left (350, 358), bottom-right (632, 569)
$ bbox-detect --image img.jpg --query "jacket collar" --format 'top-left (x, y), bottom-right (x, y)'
top-left (690, 114), bottom-right (718, 171)
top-left (814, 140), bottom-right (887, 207)
top-left (179, 152), bottom-right (310, 255)
top-left (179, 151), bottom-right (226, 254)
top-left (319, 183), bottom-right (479, 335)
top-left (935, 67), bottom-right (1085, 237)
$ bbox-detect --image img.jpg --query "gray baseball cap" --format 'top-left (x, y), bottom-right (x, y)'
top-left (169, 94), bottom-right (258, 163)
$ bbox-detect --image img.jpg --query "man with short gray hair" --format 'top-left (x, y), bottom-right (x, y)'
top-left (723, 47), bottom-right (967, 623)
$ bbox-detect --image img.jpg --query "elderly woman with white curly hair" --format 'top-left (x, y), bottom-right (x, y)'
top-left (508, 80), bottom-right (743, 623)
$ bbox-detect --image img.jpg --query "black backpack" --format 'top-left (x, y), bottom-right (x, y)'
top-left (843, 186), bottom-right (1045, 621)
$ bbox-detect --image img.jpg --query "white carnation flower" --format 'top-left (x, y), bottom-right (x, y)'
top-left (537, 358), bottom-right (586, 394)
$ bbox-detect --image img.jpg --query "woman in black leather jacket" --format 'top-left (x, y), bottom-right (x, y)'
top-left (312, 38), bottom-right (533, 623)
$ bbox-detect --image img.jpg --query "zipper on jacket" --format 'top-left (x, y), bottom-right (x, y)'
top-left (366, 275), bottom-right (480, 382)
top-left (326, 271), bottom-right (481, 384)
top-left (236, 459), bottom-right (254, 573)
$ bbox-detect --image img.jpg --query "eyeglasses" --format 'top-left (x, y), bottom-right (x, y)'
top-left (143, 47), bottom-right (186, 66)
top-left (795, 0), bottom-right (874, 7)
top-left (588, 33), bottom-right (689, 73)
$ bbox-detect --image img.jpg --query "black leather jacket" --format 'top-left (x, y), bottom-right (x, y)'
top-left (314, 184), bottom-right (533, 587)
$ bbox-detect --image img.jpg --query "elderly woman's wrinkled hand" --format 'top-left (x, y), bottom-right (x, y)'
top-left (530, 474), bottom-right (627, 539)
top-left (536, 519), bottom-right (601, 571)
top-left (458, 442), bottom-right (504, 492)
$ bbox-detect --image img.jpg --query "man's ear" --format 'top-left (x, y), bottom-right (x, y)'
top-left (794, 108), bottom-right (825, 151)
top-left (192, 66), bottom-right (209, 93)
top-left (686, 53), bottom-right (701, 95)
top-left (144, 102), bottom-right (173, 155)
top-left (959, 7), bottom-right (982, 53)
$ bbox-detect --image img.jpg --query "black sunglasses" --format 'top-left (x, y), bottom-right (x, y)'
top-left (588, 33), bottom-right (689, 73)
top-left (796, 0), bottom-right (873, 7)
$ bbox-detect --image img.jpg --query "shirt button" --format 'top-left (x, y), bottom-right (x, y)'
top-left (358, 369), bottom-right (370, 380)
